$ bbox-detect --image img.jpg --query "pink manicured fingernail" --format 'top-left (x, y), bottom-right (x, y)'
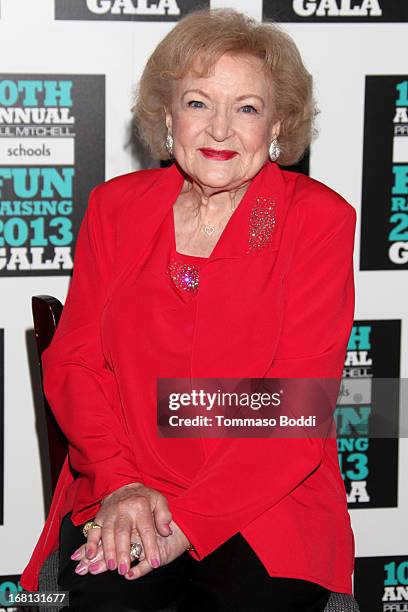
top-left (107, 559), bottom-right (115, 570)
top-left (75, 563), bottom-right (87, 574)
top-left (85, 547), bottom-right (93, 558)
top-left (119, 562), bottom-right (127, 575)
top-left (151, 558), bottom-right (160, 568)
top-left (70, 551), bottom-right (81, 560)
top-left (127, 570), bottom-right (134, 578)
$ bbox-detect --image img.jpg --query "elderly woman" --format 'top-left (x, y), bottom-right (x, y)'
top-left (21, 8), bottom-right (356, 612)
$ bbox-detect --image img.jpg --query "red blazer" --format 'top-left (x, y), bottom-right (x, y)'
top-left (21, 161), bottom-right (356, 593)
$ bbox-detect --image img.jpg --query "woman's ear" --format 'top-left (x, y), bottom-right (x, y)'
top-left (164, 107), bottom-right (172, 132)
top-left (270, 119), bottom-right (281, 141)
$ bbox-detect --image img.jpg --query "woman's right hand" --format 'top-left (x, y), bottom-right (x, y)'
top-left (71, 516), bottom-right (189, 579)
top-left (83, 482), bottom-right (173, 576)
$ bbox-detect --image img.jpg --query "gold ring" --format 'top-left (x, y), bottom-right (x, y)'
top-left (93, 521), bottom-right (103, 529)
top-left (82, 521), bottom-right (103, 539)
top-left (129, 542), bottom-right (143, 561)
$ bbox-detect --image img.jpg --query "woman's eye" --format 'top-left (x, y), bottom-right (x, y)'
top-left (240, 105), bottom-right (258, 114)
top-left (187, 100), bottom-right (205, 109)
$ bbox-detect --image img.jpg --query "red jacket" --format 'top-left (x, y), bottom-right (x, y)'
top-left (21, 161), bottom-right (356, 593)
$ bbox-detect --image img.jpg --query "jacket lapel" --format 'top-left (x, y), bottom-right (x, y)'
top-left (108, 163), bottom-right (184, 299)
top-left (205, 161), bottom-right (284, 261)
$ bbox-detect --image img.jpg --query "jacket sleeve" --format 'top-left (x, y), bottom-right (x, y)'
top-left (167, 186), bottom-right (357, 559)
top-left (42, 183), bottom-right (142, 525)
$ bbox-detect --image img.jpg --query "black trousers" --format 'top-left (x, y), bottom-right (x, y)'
top-left (58, 512), bottom-right (331, 612)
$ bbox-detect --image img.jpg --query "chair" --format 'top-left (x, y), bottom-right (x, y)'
top-left (32, 296), bottom-right (67, 492)
top-left (31, 295), bottom-right (360, 611)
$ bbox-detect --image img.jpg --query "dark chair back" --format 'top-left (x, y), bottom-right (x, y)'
top-left (32, 295), bottom-right (67, 494)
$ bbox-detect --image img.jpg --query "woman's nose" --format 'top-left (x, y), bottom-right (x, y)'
top-left (207, 106), bottom-right (233, 142)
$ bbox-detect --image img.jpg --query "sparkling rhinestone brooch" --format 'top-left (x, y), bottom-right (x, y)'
top-left (247, 197), bottom-right (277, 253)
top-left (168, 260), bottom-right (200, 293)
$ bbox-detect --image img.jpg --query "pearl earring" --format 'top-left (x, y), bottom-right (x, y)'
top-left (268, 138), bottom-right (280, 162)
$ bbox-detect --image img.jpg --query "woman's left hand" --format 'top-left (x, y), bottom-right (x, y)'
top-left (71, 519), bottom-right (191, 579)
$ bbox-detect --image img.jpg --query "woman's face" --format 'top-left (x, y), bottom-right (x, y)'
top-left (165, 53), bottom-right (281, 193)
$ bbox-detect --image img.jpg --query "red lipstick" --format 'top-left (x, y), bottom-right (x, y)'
top-left (199, 148), bottom-right (238, 161)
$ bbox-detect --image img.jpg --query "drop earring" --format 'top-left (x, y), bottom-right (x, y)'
top-left (165, 132), bottom-right (174, 157)
top-left (268, 138), bottom-right (280, 162)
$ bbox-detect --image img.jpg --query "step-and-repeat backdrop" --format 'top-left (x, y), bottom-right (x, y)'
top-left (0, 1), bottom-right (407, 610)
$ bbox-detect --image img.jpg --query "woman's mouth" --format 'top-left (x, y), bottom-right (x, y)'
top-left (199, 148), bottom-right (238, 161)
